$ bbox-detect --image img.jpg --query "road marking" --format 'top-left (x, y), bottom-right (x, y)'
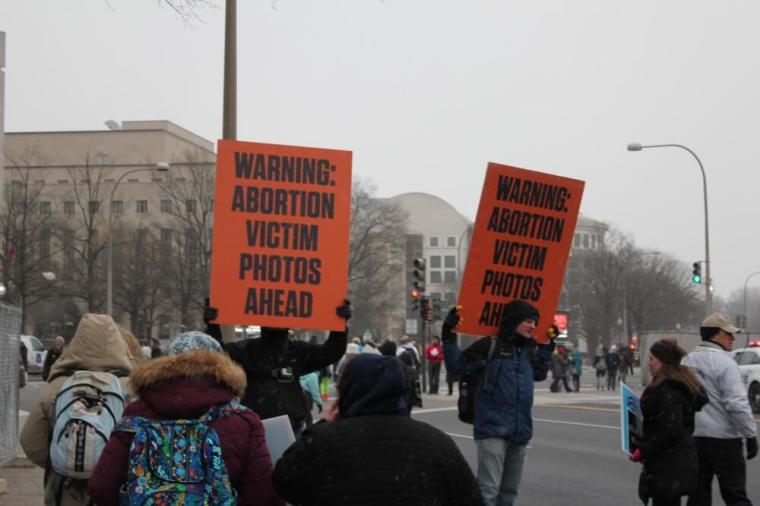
top-left (413, 407), bottom-right (457, 414)
top-left (535, 417), bottom-right (618, 430)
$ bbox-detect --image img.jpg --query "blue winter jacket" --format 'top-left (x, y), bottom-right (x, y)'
top-left (444, 335), bottom-right (552, 443)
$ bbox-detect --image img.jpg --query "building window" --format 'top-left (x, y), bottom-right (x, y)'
top-left (160, 228), bottom-right (173, 244)
top-left (94, 153), bottom-right (109, 165)
top-left (591, 235), bottom-right (597, 249)
top-left (57, 179), bottom-right (69, 184)
top-left (444, 271), bottom-right (457, 284)
top-left (429, 237), bottom-right (439, 247)
top-left (88, 201), bottom-right (99, 214)
top-left (444, 255), bottom-right (456, 269)
top-left (161, 200), bottom-right (172, 213)
top-left (583, 234), bottom-right (589, 248)
top-left (127, 178), bottom-right (139, 183)
top-left (136, 200), bottom-right (148, 214)
top-left (111, 200), bottom-right (124, 215)
top-left (430, 271), bottom-right (442, 284)
top-left (64, 201), bottom-right (75, 215)
top-left (447, 236), bottom-right (457, 247)
top-left (39, 201), bottom-right (51, 215)
top-left (185, 199), bottom-right (196, 213)
top-left (574, 233), bottom-right (581, 248)
top-left (430, 256), bottom-right (442, 269)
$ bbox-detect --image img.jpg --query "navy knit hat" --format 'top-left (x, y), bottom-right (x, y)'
top-left (168, 331), bottom-right (223, 356)
top-left (499, 299), bottom-right (540, 336)
top-left (338, 354), bottom-right (410, 418)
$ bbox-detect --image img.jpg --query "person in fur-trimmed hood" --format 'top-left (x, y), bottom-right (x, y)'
top-left (88, 331), bottom-right (283, 506)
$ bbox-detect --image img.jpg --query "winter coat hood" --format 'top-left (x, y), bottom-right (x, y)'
top-left (129, 350), bottom-right (246, 419)
top-left (498, 299), bottom-right (539, 341)
top-left (48, 313), bottom-right (133, 382)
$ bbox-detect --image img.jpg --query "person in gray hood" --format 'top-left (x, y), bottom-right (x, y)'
top-left (682, 312), bottom-right (758, 506)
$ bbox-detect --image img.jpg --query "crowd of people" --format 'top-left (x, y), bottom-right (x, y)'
top-left (15, 301), bottom-right (760, 506)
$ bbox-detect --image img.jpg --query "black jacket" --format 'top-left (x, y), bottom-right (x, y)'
top-left (273, 414), bottom-right (484, 506)
top-left (224, 330), bottom-right (347, 430)
top-left (638, 378), bottom-right (708, 501)
top-left (41, 347), bottom-right (62, 381)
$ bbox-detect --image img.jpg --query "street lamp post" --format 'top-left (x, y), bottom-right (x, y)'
top-left (743, 271), bottom-right (760, 347)
top-left (627, 142), bottom-right (712, 315)
top-left (106, 163), bottom-right (170, 315)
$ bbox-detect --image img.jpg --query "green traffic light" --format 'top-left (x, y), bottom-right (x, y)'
top-left (692, 275), bottom-right (702, 284)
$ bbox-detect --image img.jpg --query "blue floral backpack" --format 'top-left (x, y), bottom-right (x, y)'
top-left (115, 400), bottom-right (248, 505)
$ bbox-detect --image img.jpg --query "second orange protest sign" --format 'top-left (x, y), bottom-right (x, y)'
top-left (457, 163), bottom-right (585, 341)
top-left (210, 140), bottom-right (352, 332)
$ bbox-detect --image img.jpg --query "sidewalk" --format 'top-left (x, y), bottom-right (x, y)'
top-left (0, 411), bottom-right (45, 506)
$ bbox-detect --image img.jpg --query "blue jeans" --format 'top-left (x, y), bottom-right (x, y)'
top-left (476, 438), bottom-right (528, 506)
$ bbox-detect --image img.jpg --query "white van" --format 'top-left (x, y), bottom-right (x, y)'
top-left (20, 335), bottom-right (47, 374)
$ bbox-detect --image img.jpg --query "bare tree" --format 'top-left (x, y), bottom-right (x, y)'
top-left (58, 158), bottom-right (110, 312)
top-left (0, 155), bottom-right (60, 330)
top-left (113, 225), bottom-right (165, 341)
top-left (156, 151), bottom-right (215, 327)
top-left (346, 179), bottom-right (409, 338)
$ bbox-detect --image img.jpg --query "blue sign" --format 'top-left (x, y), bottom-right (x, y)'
top-left (620, 382), bottom-right (642, 454)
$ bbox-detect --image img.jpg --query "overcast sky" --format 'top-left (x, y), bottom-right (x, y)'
top-left (2, 0), bottom-right (759, 300)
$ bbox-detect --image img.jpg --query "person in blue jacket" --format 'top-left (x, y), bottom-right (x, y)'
top-left (443, 299), bottom-right (554, 506)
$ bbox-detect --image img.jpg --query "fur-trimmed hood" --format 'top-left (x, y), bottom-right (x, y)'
top-left (130, 350), bottom-right (246, 397)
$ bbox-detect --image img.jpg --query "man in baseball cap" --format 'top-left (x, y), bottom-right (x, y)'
top-left (682, 313), bottom-right (757, 505)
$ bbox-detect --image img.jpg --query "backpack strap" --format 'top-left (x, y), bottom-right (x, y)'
top-left (200, 400), bottom-right (250, 424)
top-left (479, 338), bottom-right (498, 392)
top-left (115, 416), bottom-right (151, 434)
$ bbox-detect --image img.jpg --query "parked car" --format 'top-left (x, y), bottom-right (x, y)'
top-left (20, 335), bottom-right (46, 374)
top-left (732, 345), bottom-right (760, 413)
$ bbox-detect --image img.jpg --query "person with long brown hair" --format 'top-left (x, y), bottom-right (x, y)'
top-left (631, 339), bottom-right (708, 506)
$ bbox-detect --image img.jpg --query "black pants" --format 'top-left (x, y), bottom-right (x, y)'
top-left (686, 437), bottom-right (752, 506)
top-left (428, 363), bottom-right (441, 393)
top-left (550, 374), bottom-right (571, 392)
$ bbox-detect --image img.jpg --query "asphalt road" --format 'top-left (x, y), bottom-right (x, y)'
top-left (412, 404), bottom-right (760, 506)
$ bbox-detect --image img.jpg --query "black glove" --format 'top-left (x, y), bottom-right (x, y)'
top-left (747, 437), bottom-right (758, 460)
top-left (441, 307), bottom-right (461, 343)
top-left (203, 299), bottom-right (219, 324)
top-left (336, 299), bottom-right (352, 321)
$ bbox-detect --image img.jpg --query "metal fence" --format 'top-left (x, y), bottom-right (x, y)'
top-left (0, 302), bottom-right (23, 466)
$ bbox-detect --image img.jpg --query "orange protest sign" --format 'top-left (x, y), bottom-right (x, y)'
top-left (209, 140), bottom-right (352, 331)
top-left (456, 163), bottom-right (585, 342)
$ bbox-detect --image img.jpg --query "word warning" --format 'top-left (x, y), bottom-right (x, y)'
top-left (457, 163), bottom-right (585, 341)
top-left (210, 140), bottom-right (352, 331)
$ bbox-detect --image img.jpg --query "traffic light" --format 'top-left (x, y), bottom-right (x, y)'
top-left (691, 262), bottom-right (702, 284)
top-left (411, 289), bottom-right (421, 311)
top-left (421, 297), bottom-right (432, 321)
top-left (412, 258), bottom-right (426, 292)
top-left (431, 297), bottom-right (442, 320)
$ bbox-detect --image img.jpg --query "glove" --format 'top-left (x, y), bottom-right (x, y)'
top-left (203, 299), bottom-right (219, 324)
top-left (629, 448), bottom-right (642, 463)
top-left (336, 299), bottom-right (352, 321)
top-left (747, 437), bottom-right (758, 460)
top-left (441, 306), bottom-right (462, 343)
top-left (547, 323), bottom-right (560, 341)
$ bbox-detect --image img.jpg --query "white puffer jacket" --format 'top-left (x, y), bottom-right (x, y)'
top-left (682, 341), bottom-right (757, 439)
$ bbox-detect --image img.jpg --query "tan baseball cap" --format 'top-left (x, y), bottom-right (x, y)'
top-left (701, 312), bottom-right (741, 334)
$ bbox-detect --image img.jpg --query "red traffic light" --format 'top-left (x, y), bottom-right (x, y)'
top-left (411, 289), bottom-right (421, 298)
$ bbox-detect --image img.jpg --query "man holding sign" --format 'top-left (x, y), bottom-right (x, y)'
top-left (443, 162), bottom-right (583, 506)
top-left (442, 301), bottom-right (553, 506)
top-left (207, 139), bottom-right (354, 435)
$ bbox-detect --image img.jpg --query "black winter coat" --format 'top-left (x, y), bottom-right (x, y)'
top-left (638, 378), bottom-right (708, 502)
top-left (225, 330), bottom-right (347, 431)
top-left (273, 414), bottom-right (484, 505)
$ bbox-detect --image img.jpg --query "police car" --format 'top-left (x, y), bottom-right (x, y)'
top-left (733, 344), bottom-right (760, 413)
